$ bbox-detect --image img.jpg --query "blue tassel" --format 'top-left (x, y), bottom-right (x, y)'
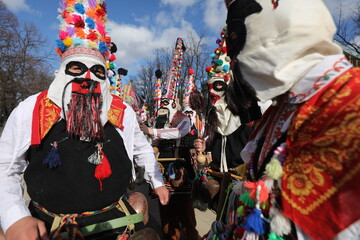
top-left (243, 208), bottom-right (265, 234)
top-left (206, 221), bottom-right (226, 240)
top-left (43, 142), bottom-right (61, 169)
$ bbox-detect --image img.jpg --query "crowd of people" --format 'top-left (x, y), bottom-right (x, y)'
top-left (0, 0), bottom-right (359, 239)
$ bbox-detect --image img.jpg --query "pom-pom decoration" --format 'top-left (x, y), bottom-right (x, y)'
top-left (118, 68), bottom-right (128, 76)
top-left (244, 180), bottom-right (269, 204)
top-left (154, 69), bottom-right (163, 113)
top-left (205, 26), bottom-right (232, 82)
top-left (162, 37), bottom-right (185, 100)
top-left (55, 0), bottom-right (112, 62)
top-left (183, 67), bottom-right (196, 106)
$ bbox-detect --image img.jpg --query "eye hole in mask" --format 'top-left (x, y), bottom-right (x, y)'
top-left (90, 64), bottom-right (106, 80)
top-left (212, 81), bottom-right (228, 92)
top-left (65, 61), bottom-right (106, 80)
top-left (65, 61), bottom-right (87, 76)
top-left (160, 99), bottom-right (170, 106)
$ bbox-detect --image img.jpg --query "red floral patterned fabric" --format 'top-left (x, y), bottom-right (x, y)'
top-left (282, 68), bottom-right (360, 239)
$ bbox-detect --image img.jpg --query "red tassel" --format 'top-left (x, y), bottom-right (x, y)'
top-left (94, 151), bottom-right (112, 191)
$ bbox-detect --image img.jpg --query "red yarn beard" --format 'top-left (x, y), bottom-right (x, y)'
top-left (66, 80), bottom-right (104, 141)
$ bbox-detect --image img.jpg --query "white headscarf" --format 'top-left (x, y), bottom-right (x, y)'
top-left (234, 0), bottom-right (342, 102)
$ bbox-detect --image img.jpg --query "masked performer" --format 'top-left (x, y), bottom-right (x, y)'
top-left (0, 1), bottom-right (168, 239)
top-left (140, 40), bottom-right (199, 239)
top-left (140, 95), bottom-right (199, 240)
top-left (222, 0), bottom-right (360, 239)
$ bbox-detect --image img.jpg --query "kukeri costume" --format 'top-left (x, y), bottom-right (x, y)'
top-left (218, 0), bottom-right (360, 239)
top-left (0, 1), bottom-right (164, 239)
top-left (145, 38), bottom-right (199, 240)
top-left (205, 27), bottom-right (261, 174)
top-left (152, 99), bottom-right (198, 240)
top-left (192, 29), bottom-right (260, 219)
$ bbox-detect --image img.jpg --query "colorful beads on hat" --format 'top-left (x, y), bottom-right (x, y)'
top-left (183, 67), bottom-right (195, 105)
top-left (162, 38), bottom-right (185, 100)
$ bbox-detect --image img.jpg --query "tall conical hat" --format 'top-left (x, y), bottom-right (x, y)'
top-left (161, 37), bottom-right (186, 100)
top-left (183, 67), bottom-right (195, 106)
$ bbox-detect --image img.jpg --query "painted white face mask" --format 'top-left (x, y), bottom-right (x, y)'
top-left (48, 54), bottom-right (111, 126)
top-left (183, 106), bottom-right (196, 126)
top-left (155, 98), bottom-right (180, 128)
top-left (48, 54), bottom-right (111, 141)
top-left (207, 76), bottom-right (230, 105)
top-left (227, 0), bottom-right (342, 102)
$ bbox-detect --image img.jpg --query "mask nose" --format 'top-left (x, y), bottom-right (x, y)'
top-left (85, 69), bottom-right (91, 79)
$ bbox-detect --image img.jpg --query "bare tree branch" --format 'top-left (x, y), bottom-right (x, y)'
top-left (0, 2), bottom-right (54, 126)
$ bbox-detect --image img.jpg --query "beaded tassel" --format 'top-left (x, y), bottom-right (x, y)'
top-left (88, 143), bottom-right (103, 165)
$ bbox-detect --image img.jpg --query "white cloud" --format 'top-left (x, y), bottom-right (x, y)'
top-left (3, 0), bottom-right (31, 12)
top-left (203, 0), bottom-right (227, 33)
top-left (160, 0), bottom-right (198, 7)
top-left (108, 20), bottom-right (199, 74)
top-left (155, 11), bottom-right (172, 27)
top-left (134, 15), bottom-right (151, 27)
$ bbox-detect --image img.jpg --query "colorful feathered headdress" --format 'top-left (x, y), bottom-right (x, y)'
top-left (55, 0), bottom-right (114, 64)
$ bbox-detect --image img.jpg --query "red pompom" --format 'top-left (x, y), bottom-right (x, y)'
top-left (73, 15), bottom-right (85, 28)
top-left (205, 66), bottom-right (212, 72)
top-left (109, 54), bottom-right (116, 62)
top-left (221, 46), bottom-right (227, 53)
top-left (87, 30), bottom-right (98, 41)
top-left (189, 67), bottom-right (194, 75)
top-left (96, 8), bottom-right (106, 17)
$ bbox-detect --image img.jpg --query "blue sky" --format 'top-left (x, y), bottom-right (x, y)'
top-left (2, 0), bottom-right (358, 77)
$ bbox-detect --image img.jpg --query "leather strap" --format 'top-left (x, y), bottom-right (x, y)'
top-left (117, 197), bottom-right (136, 231)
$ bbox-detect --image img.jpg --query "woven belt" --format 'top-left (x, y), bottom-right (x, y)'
top-left (33, 197), bottom-right (143, 238)
top-left (59, 212), bottom-right (143, 238)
